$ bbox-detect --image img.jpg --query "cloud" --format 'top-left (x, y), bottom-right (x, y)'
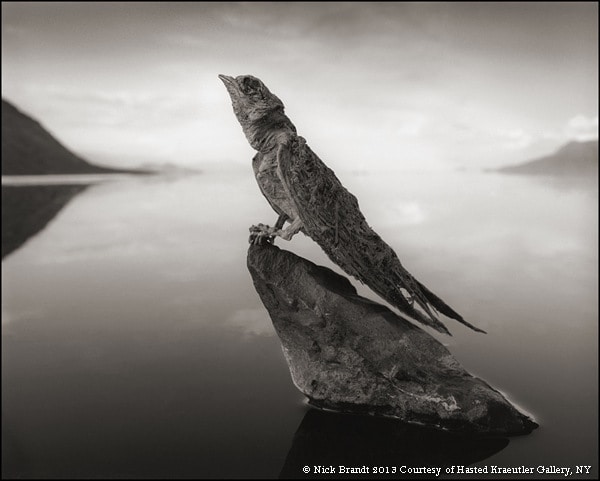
top-left (24, 84), bottom-right (202, 129)
top-left (532, 114), bottom-right (598, 146)
top-left (498, 128), bottom-right (534, 150)
top-left (564, 115), bottom-right (599, 141)
top-left (161, 33), bottom-right (208, 48)
top-left (3, 3), bottom-right (595, 172)
top-left (392, 201), bottom-right (427, 226)
top-left (395, 112), bottom-right (428, 137)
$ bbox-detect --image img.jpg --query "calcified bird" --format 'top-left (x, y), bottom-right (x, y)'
top-left (219, 74), bottom-right (484, 335)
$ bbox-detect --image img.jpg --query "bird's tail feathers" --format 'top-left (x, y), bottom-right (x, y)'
top-left (389, 288), bottom-right (452, 335)
top-left (409, 305), bottom-right (452, 336)
top-left (416, 280), bottom-right (487, 334)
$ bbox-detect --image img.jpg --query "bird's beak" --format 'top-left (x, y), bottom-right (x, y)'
top-left (218, 74), bottom-right (239, 98)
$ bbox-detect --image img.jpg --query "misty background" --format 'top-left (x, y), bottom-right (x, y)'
top-left (2, 2), bottom-right (598, 478)
top-left (2, 2), bottom-right (598, 172)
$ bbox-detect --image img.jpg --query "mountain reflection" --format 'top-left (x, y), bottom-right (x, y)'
top-left (2, 184), bottom-right (89, 259)
top-left (280, 409), bottom-right (509, 479)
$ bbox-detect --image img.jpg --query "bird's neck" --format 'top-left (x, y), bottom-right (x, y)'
top-left (243, 110), bottom-right (296, 153)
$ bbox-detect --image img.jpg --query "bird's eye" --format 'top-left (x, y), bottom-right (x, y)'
top-left (241, 77), bottom-right (262, 95)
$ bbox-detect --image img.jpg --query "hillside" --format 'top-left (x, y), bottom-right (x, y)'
top-left (1, 99), bottom-right (137, 175)
top-left (496, 140), bottom-right (598, 177)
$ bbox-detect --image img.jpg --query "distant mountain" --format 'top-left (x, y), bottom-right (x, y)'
top-left (138, 161), bottom-right (202, 175)
top-left (496, 140), bottom-right (598, 177)
top-left (1, 99), bottom-right (142, 176)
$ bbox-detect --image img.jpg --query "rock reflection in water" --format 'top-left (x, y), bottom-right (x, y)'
top-left (280, 408), bottom-right (509, 479)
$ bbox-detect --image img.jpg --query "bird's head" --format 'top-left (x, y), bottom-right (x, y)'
top-left (219, 74), bottom-right (285, 131)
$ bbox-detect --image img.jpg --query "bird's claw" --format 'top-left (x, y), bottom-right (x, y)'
top-left (249, 231), bottom-right (273, 245)
top-left (249, 224), bottom-right (275, 246)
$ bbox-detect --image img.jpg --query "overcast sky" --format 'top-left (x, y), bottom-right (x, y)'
top-left (2, 2), bottom-right (598, 171)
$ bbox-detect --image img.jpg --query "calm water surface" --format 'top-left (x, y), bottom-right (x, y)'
top-left (2, 170), bottom-right (597, 478)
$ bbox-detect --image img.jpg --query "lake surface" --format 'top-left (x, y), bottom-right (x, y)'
top-left (2, 170), bottom-right (597, 478)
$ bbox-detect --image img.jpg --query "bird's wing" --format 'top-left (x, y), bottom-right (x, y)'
top-left (277, 136), bottom-right (483, 335)
top-left (252, 152), bottom-right (286, 219)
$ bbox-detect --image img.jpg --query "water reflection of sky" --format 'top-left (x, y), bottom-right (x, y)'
top-left (2, 171), bottom-right (598, 477)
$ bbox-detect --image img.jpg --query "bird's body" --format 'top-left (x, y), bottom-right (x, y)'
top-left (253, 145), bottom-right (299, 224)
top-left (219, 74), bottom-right (484, 335)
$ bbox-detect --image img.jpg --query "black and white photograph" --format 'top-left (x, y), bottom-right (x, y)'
top-left (2, 2), bottom-right (598, 479)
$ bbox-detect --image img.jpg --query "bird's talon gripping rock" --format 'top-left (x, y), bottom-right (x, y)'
top-left (249, 227), bottom-right (274, 246)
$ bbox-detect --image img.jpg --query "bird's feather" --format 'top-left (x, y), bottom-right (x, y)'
top-left (277, 136), bottom-right (483, 335)
top-left (252, 152), bottom-right (286, 219)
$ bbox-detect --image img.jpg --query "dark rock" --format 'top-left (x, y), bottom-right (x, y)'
top-left (247, 244), bottom-right (538, 435)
